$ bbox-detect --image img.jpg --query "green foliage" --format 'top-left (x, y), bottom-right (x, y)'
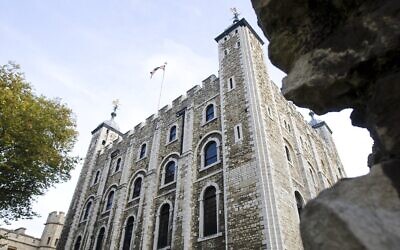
top-left (0, 62), bottom-right (78, 224)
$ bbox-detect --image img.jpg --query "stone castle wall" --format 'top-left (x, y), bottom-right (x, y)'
top-left (59, 18), bottom-right (345, 250)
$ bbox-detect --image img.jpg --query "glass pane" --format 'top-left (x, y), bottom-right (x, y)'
top-left (205, 142), bottom-right (218, 166)
top-left (157, 204), bottom-right (170, 248)
top-left (164, 162), bottom-right (175, 184)
top-left (122, 217), bottom-right (135, 250)
top-left (203, 187), bottom-right (217, 236)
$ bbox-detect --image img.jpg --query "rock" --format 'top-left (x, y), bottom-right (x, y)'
top-left (300, 160), bottom-right (400, 250)
top-left (251, 0), bottom-right (400, 248)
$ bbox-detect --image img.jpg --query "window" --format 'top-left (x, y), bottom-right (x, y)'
top-left (47, 237), bottom-right (51, 245)
top-left (169, 125), bottom-right (177, 142)
top-left (267, 106), bottom-right (273, 119)
top-left (139, 143), bottom-right (147, 159)
top-left (285, 146), bottom-right (292, 163)
top-left (205, 104), bottom-right (215, 122)
top-left (105, 190), bottom-right (115, 211)
top-left (234, 124), bottom-right (243, 143)
top-left (204, 141), bottom-right (218, 167)
top-left (55, 238), bottom-right (59, 246)
top-left (115, 158), bottom-right (122, 172)
top-left (164, 161), bottom-right (176, 185)
top-left (295, 191), bottom-right (304, 218)
top-left (93, 170), bottom-right (101, 184)
top-left (224, 49), bottom-right (228, 56)
top-left (237, 41), bottom-right (240, 47)
top-left (95, 227), bottom-right (105, 250)
top-left (132, 178), bottom-right (142, 199)
top-left (82, 201), bottom-right (92, 221)
top-left (122, 216), bottom-right (135, 250)
top-left (228, 77), bottom-right (235, 90)
top-left (157, 203), bottom-right (170, 249)
top-left (74, 236), bottom-right (82, 250)
top-left (203, 186), bottom-right (218, 237)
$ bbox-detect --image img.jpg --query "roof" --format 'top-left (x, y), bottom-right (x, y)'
top-left (214, 18), bottom-right (264, 45)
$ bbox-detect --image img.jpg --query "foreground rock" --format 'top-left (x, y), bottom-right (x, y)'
top-left (251, 0), bottom-right (400, 248)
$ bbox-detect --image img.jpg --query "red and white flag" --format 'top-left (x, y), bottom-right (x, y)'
top-left (150, 62), bottom-right (167, 79)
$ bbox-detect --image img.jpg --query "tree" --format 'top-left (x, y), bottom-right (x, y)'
top-left (0, 62), bottom-right (78, 223)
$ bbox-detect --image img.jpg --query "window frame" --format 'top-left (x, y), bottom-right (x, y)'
top-left (160, 159), bottom-right (178, 188)
top-left (131, 176), bottom-right (143, 201)
top-left (94, 227), bottom-right (106, 250)
top-left (137, 142), bottom-right (148, 161)
top-left (166, 124), bottom-right (178, 145)
top-left (202, 102), bottom-right (217, 125)
top-left (92, 170), bottom-right (101, 185)
top-left (154, 201), bottom-right (173, 250)
top-left (198, 183), bottom-right (223, 241)
top-left (227, 76), bottom-right (236, 91)
top-left (104, 188), bottom-right (116, 212)
top-left (200, 138), bottom-right (221, 171)
top-left (121, 215), bottom-right (136, 250)
top-left (234, 123), bottom-right (243, 143)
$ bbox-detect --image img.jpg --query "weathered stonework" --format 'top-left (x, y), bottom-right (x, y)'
top-left (251, 0), bottom-right (400, 249)
top-left (58, 18), bottom-right (344, 250)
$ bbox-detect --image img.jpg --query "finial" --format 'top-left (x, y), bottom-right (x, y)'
top-left (111, 99), bottom-right (120, 119)
top-left (230, 7), bottom-right (240, 23)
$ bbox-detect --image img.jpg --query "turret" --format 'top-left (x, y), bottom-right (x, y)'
top-left (39, 211), bottom-right (65, 249)
top-left (309, 111), bottom-right (335, 148)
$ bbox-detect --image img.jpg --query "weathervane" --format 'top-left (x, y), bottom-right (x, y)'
top-left (111, 99), bottom-right (120, 119)
top-left (230, 7), bottom-right (240, 23)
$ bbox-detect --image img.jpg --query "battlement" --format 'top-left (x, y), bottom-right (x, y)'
top-left (45, 211), bottom-right (65, 225)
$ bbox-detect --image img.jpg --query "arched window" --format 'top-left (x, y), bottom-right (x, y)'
top-left (203, 186), bottom-right (217, 237)
top-left (157, 204), bottom-right (170, 249)
top-left (122, 216), bottom-right (135, 250)
top-left (295, 191), bottom-right (304, 218)
top-left (82, 201), bottom-right (92, 221)
top-left (105, 190), bottom-right (115, 211)
top-left (95, 227), bottom-right (105, 250)
top-left (205, 104), bottom-right (215, 122)
top-left (204, 141), bottom-right (218, 167)
top-left (74, 236), bottom-right (82, 250)
top-left (169, 126), bottom-right (177, 142)
top-left (115, 158), bottom-right (122, 172)
top-left (139, 143), bottom-right (147, 159)
top-left (285, 146), bottom-right (292, 163)
top-left (93, 170), bottom-right (101, 184)
top-left (164, 161), bottom-right (176, 184)
top-left (132, 177), bottom-right (142, 199)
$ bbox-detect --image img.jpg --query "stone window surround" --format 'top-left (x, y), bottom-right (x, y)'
top-left (165, 123), bottom-right (179, 145)
top-left (93, 226), bottom-right (107, 250)
top-left (160, 158), bottom-right (178, 189)
top-left (198, 182), bottom-right (223, 241)
top-left (153, 200), bottom-right (174, 250)
top-left (129, 174), bottom-right (145, 202)
top-left (92, 169), bottom-right (101, 186)
top-left (102, 186), bottom-right (117, 213)
top-left (80, 196), bottom-right (94, 222)
top-left (234, 123), bottom-right (243, 143)
top-left (202, 101), bottom-right (218, 126)
top-left (137, 142), bottom-right (148, 161)
top-left (73, 235), bottom-right (83, 250)
top-left (119, 214), bottom-right (137, 250)
top-left (227, 76), bottom-right (236, 91)
top-left (200, 137), bottom-right (221, 171)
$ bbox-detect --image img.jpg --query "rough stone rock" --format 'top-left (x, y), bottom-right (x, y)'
top-left (300, 161), bottom-right (400, 250)
top-left (251, 0), bottom-right (400, 165)
top-left (251, 0), bottom-right (400, 248)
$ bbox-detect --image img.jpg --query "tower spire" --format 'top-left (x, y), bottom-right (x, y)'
top-left (230, 7), bottom-right (240, 23)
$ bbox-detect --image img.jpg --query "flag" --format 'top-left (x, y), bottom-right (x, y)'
top-left (150, 62), bottom-right (167, 79)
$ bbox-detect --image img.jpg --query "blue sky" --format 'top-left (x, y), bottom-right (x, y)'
top-left (0, 0), bottom-right (372, 237)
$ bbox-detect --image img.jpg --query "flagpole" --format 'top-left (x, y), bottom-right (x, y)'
top-left (157, 68), bottom-right (165, 111)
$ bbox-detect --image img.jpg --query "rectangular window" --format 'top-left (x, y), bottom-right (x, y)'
top-left (234, 124), bottom-right (243, 143)
top-left (47, 237), bottom-right (51, 245)
top-left (228, 77), bottom-right (235, 91)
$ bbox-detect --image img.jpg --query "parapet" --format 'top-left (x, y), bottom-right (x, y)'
top-left (45, 211), bottom-right (65, 225)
